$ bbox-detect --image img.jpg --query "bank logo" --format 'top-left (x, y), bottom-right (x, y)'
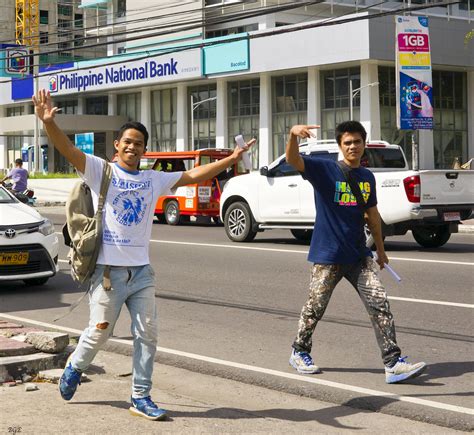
top-left (6, 48), bottom-right (29, 74)
top-left (49, 76), bottom-right (58, 92)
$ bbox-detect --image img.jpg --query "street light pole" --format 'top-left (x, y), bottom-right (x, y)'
top-left (349, 80), bottom-right (379, 120)
top-left (190, 95), bottom-right (217, 150)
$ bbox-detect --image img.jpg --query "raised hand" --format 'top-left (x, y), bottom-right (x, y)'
top-left (32, 89), bottom-right (60, 124)
top-left (289, 125), bottom-right (320, 139)
top-left (231, 138), bottom-right (257, 161)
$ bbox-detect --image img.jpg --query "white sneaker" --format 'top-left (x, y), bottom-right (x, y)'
top-left (385, 356), bottom-right (426, 384)
top-left (289, 349), bottom-right (321, 374)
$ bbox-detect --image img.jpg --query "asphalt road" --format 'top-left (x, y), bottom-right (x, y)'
top-left (1, 207), bottom-right (473, 430)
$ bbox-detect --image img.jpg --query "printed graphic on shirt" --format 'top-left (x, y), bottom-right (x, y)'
top-left (334, 181), bottom-right (371, 206)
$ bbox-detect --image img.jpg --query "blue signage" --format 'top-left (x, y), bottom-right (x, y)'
top-left (75, 133), bottom-right (94, 155)
top-left (202, 35), bottom-right (249, 75)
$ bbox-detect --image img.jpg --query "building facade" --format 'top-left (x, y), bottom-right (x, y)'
top-left (0, 0), bottom-right (472, 172)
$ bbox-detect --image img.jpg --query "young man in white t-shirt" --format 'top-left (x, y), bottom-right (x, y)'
top-left (33, 89), bottom-right (255, 421)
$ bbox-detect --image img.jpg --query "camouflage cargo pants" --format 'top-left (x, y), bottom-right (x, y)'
top-left (292, 257), bottom-right (401, 366)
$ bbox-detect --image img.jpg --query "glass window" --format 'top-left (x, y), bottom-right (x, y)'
top-left (432, 70), bottom-right (468, 168)
top-left (272, 74), bottom-right (307, 160)
top-left (117, 92), bottom-right (141, 121)
top-left (40, 10), bottom-right (48, 25)
top-left (151, 88), bottom-right (177, 152)
top-left (75, 14), bottom-right (83, 28)
top-left (320, 68), bottom-right (359, 140)
top-left (189, 85), bottom-right (217, 150)
top-left (58, 4), bottom-right (73, 16)
top-left (85, 96), bottom-right (108, 115)
top-left (117, 0), bottom-right (126, 17)
top-left (55, 98), bottom-right (78, 114)
top-left (227, 79), bottom-right (260, 169)
top-left (6, 136), bottom-right (22, 169)
top-left (6, 107), bottom-right (24, 117)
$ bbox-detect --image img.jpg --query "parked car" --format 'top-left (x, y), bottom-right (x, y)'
top-left (220, 140), bottom-right (474, 247)
top-left (140, 149), bottom-right (248, 225)
top-left (0, 186), bottom-right (59, 285)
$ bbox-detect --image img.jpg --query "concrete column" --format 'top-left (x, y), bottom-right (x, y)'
top-left (140, 88), bottom-right (151, 133)
top-left (418, 129), bottom-right (435, 169)
top-left (176, 83), bottom-right (188, 151)
top-left (258, 72), bottom-right (272, 166)
top-left (360, 62), bottom-right (381, 141)
top-left (307, 67), bottom-right (321, 129)
top-left (108, 93), bottom-right (117, 116)
top-left (216, 79), bottom-right (227, 148)
top-left (77, 96), bottom-right (85, 115)
top-left (468, 70), bottom-right (474, 161)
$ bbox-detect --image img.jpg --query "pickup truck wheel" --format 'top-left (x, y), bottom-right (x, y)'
top-left (412, 225), bottom-right (451, 248)
top-left (224, 202), bottom-right (257, 242)
top-left (290, 229), bottom-right (313, 241)
top-left (165, 200), bottom-right (181, 225)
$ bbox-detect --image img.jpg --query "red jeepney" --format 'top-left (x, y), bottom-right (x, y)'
top-left (140, 148), bottom-right (247, 225)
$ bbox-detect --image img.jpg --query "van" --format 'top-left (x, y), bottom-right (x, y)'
top-left (140, 148), bottom-right (247, 225)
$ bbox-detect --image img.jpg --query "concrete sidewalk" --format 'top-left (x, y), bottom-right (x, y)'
top-left (0, 349), bottom-right (462, 434)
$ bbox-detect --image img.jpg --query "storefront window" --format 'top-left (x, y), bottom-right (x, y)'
top-left (189, 85), bottom-right (217, 150)
top-left (320, 67), bottom-right (359, 139)
top-left (151, 88), bottom-right (177, 152)
top-left (117, 92), bottom-right (141, 121)
top-left (85, 96), bottom-right (108, 115)
top-left (228, 79), bottom-right (259, 169)
top-left (272, 74), bottom-right (307, 160)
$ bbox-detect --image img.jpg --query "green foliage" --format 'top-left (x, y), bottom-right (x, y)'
top-left (465, 30), bottom-right (474, 45)
top-left (29, 172), bottom-right (79, 179)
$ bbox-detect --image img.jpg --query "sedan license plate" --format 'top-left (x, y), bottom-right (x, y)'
top-left (0, 252), bottom-right (29, 265)
top-left (443, 212), bottom-right (460, 222)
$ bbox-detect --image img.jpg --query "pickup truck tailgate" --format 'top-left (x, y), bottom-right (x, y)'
top-left (420, 170), bottom-right (474, 205)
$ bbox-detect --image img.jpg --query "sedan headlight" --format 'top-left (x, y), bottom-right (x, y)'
top-left (39, 219), bottom-right (55, 236)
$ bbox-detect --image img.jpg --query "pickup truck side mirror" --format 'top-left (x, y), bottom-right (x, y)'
top-left (260, 166), bottom-right (269, 176)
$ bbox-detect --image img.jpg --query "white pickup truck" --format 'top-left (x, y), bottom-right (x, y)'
top-left (220, 140), bottom-right (474, 248)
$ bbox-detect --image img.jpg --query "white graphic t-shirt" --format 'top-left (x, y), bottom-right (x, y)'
top-left (80, 154), bottom-right (182, 266)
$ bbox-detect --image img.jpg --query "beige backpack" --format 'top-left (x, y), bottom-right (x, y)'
top-left (62, 162), bottom-right (112, 284)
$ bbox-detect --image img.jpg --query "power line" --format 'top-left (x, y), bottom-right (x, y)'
top-left (0, 0), bottom-right (461, 88)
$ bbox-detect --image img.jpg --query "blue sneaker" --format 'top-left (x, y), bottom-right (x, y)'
top-left (289, 349), bottom-right (321, 374)
top-left (129, 396), bottom-right (167, 421)
top-left (385, 356), bottom-right (426, 384)
top-left (59, 361), bottom-right (82, 401)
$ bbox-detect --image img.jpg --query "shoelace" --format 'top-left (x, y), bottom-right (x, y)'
top-left (300, 352), bottom-right (314, 366)
top-left (397, 356), bottom-right (409, 366)
top-left (141, 397), bottom-right (158, 410)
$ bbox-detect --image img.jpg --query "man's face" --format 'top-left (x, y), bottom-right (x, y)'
top-left (114, 128), bottom-right (146, 170)
top-left (339, 132), bottom-right (365, 166)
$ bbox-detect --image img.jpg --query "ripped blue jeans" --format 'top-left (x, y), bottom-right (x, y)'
top-left (70, 264), bottom-right (158, 399)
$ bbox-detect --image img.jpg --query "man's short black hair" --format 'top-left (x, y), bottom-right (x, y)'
top-left (335, 121), bottom-right (367, 145)
top-left (117, 122), bottom-right (149, 147)
top-left (15, 158), bottom-right (23, 165)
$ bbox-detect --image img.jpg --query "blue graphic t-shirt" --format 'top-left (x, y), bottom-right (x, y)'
top-left (302, 156), bottom-right (377, 264)
top-left (80, 154), bottom-right (182, 266)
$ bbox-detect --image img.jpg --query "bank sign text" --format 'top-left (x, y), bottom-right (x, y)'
top-left (50, 58), bottom-right (178, 93)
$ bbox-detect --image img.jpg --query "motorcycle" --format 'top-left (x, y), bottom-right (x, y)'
top-left (1, 181), bottom-right (36, 206)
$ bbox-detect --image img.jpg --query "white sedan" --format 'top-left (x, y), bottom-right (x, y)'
top-left (0, 186), bottom-right (59, 286)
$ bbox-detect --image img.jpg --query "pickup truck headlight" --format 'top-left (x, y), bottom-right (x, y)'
top-left (39, 219), bottom-right (55, 236)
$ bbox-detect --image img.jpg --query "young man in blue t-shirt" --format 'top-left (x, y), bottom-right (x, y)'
top-left (286, 121), bottom-right (426, 384)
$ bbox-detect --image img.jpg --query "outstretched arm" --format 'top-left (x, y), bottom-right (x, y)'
top-left (173, 139), bottom-right (256, 189)
top-left (32, 89), bottom-right (86, 173)
top-left (286, 125), bottom-right (319, 172)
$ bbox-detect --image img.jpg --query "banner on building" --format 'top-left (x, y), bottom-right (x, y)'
top-left (75, 133), bottom-right (94, 155)
top-left (395, 16), bottom-right (433, 130)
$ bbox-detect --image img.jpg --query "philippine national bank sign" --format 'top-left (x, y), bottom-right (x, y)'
top-left (39, 49), bottom-right (201, 96)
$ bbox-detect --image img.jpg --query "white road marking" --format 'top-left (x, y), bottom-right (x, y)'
top-left (389, 296), bottom-right (473, 309)
top-left (0, 312), bottom-right (472, 416)
top-left (54, 232), bottom-right (473, 266)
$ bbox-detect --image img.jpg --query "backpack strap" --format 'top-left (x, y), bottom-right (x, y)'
top-left (96, 162), bottom-right (112, 217)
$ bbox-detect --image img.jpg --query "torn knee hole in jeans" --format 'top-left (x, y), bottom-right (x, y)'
top-left (96, 322), bottom-right (109, 330)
